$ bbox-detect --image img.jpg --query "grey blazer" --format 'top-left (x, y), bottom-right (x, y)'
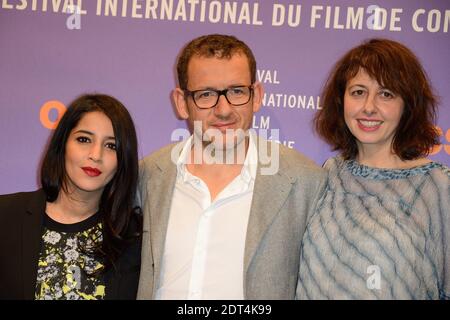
top-left (136, 138), bottom-right (326, 299)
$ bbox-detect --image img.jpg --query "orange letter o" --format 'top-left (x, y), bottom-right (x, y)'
top-left (445, 128), bottom-right (450, 155)
top-left (40, 100), bottom-right (67, 129)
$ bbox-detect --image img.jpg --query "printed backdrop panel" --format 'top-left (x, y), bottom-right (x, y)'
top-left (0, 0), bottom-right (449, 194)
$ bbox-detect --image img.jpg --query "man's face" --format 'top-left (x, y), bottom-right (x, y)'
top-left (174, 53), bottom-right (263, 150)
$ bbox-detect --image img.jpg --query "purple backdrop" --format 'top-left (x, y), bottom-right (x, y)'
top-left (0, 0), bottom-right (449, 194)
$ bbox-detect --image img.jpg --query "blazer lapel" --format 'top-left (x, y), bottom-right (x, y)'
top-left (22, 190), bottom-right (46, 299)
top-left (243, 145), bottom-right (295, 276)
top-left (149, 150), bottom-right (178, 293)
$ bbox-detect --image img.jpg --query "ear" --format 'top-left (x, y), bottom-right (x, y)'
top-left (173, 88), bottom-right (189, 120)
top-left (251, 81), bottom-right (264, 113)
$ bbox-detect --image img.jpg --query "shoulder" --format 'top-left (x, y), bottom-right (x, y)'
top-left (139, 142), bottom-right (179, 176)
top-left (276, 143), bottom-right (325, 178)
top-left (394, 161), bottom-right (450, 186)
top-left (255, 141), bottom-right (327, 193)
top-left (322, 156), bottom-right (345, 172)
top-left (141, 142), bottom-right (179, 165)
top-left (431, 162), bottom-right (450, 178)
top-left (0, 190), bottom-right (43, 209)
top-left (0, 189), bottom-right (46, 223)
top-left (428, 162), bottom-right (450, 189)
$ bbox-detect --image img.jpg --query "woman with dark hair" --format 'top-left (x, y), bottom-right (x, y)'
top-left (297, 39), bottom-right (449, 299)
top-left (0, 94), bottom-right (142, 300)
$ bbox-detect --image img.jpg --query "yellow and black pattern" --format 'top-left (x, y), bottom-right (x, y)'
top-left (35, 213), bottom-right (106, 300)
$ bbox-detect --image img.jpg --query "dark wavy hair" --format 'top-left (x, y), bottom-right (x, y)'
top-left (40, 94), bottom-right (141, 271)
top-left (176, 34), bottom-right (257, 89)
top-left (314, 38), bottom-right (440, 160)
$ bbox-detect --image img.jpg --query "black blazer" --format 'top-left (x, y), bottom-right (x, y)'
top-left (0, 189), bottom-right (141, 300)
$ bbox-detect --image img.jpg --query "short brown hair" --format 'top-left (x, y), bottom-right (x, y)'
top-left (176, 34), bottom-right (257, 90)
top-left (314, 38), bottom-right (439, 160)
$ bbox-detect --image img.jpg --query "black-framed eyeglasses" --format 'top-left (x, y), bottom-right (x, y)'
top-left (184, 86), bottom-right (253, 109)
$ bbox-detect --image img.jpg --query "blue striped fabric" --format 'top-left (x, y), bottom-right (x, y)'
top-left (297, 157), bottom-right (450, 300)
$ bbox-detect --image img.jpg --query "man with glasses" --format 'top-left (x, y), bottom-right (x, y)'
top-left (137, 34), bottom-right (326, 300)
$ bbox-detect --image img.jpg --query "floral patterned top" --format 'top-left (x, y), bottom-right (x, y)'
top-left (35, 211), bottom-right (105, 300)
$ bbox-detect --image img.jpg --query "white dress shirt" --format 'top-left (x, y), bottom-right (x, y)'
top-left (155, 133), bottom-right (258, 300)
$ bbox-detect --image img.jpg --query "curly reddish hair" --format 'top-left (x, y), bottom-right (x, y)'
top-left (314, 38), bottom-right (440, 160)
